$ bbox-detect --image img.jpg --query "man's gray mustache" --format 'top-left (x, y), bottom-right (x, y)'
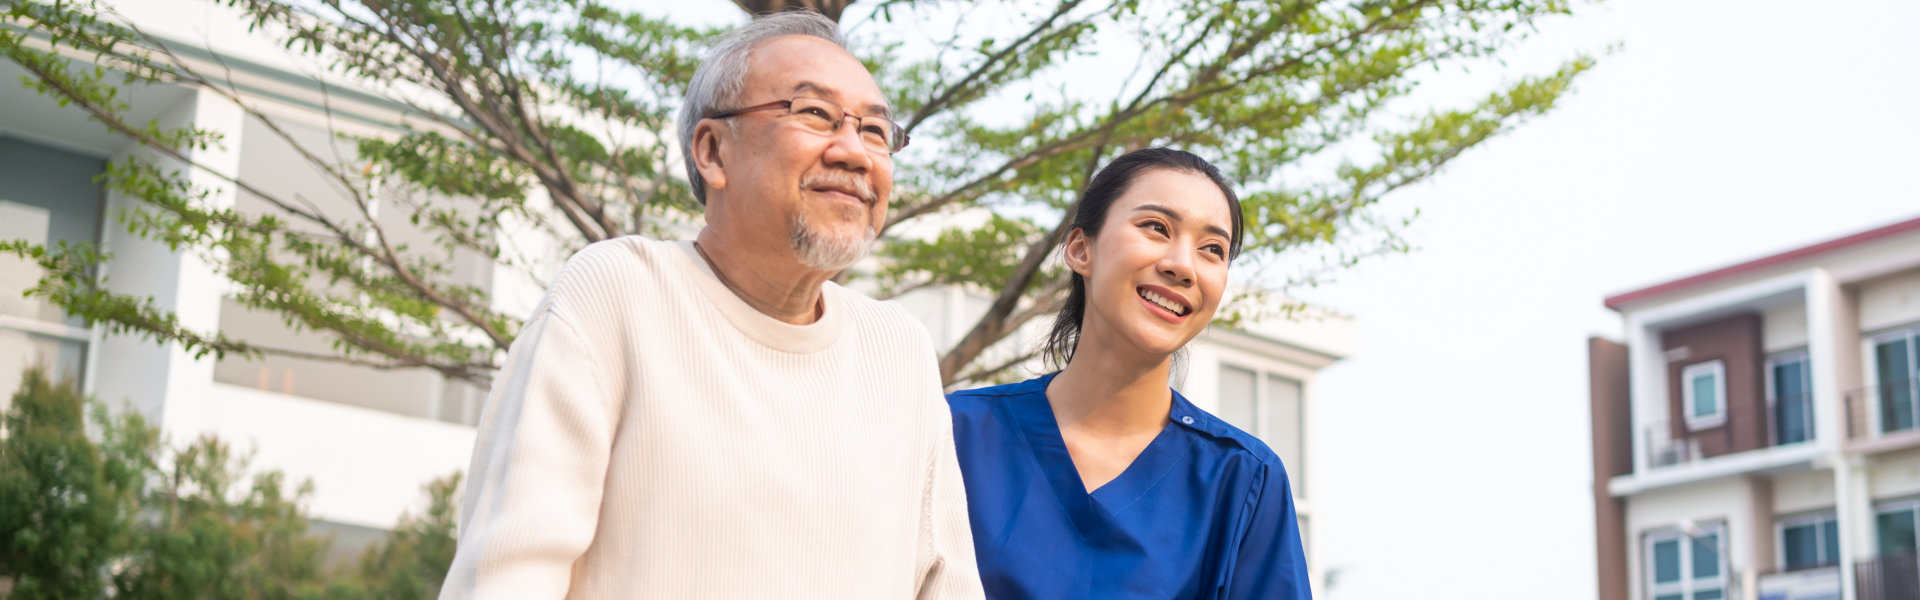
top-left (801, 171), bottom-right (878, 205)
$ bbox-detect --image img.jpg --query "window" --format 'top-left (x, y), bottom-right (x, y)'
top-left (1214, 363), bottom-right (1305, 497)
top-left (1875, 328), bottom-right (1920, 434)
top-left (0, 137), bottom-right (106, 401)
top-left (1769, 352), bottom-right (1813, 445)
top-left (1877, 501), bottom-right (1920, 557)
top-left (1682, 360), bottom-right (1728, 429)
top-left (1778, 512), bottom-right (1840, 571)
top-left (1647, 523), bottom-right (1728, 600)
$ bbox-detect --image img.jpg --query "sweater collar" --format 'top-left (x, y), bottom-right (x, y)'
top-left (673, 240), bottom-right (847, 354)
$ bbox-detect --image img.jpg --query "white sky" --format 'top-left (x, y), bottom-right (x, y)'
top-left (1299, 1), bottom-right (1920, 598)
top-left (645, 0), bottom-right (1920, 597)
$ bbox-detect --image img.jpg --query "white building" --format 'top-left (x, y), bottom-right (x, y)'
top-left (0, 0), bottom-right (1351, 578)
top-left (1588, 215), bottom-right (1920, 600)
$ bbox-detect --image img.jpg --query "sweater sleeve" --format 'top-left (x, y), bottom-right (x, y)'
top-left (441, 304), bottom-right (617, 599)
top-left (914, 401), bottom-right (986, 600)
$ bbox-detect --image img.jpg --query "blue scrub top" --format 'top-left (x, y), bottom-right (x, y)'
top-left (947, 373), bottom-right (1311, 600)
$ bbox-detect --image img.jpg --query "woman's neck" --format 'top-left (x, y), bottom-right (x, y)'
top-left (1047, 338), bottom-right (1174, 437)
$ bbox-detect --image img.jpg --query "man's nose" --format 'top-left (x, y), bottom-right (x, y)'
top-left (821, 119), bottom-right (875, 172)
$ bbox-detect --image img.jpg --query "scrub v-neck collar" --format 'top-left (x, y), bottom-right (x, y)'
top-left (1008, 372), bottom-right (1199, 535)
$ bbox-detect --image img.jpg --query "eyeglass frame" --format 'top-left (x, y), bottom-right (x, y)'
top-left (703, 96), bottom-right (910, 155)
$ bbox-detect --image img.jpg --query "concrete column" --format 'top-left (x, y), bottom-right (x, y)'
top-left (91, 87), bottom-right (242, 426)
top-left (1627, 314), bottom-right (1664, 473)
top-left (1809, 268), bottom-right (1871, 600)
top-left (1744, 475), bottom-right (1776, 600)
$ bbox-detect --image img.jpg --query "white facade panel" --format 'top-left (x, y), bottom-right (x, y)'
top-left (1858, 268), bottom-right (1920, 335)
top-left (1868, 447), bottom-right (1920, 502)
top-left (1774, 468), bottom-right (1839, 515)
top-left (1626, 478), bottom-right (1755, 600)
top-left (1766, 302), bottom-right (1811, 353)
top-left (171, 383), bottom-right (477, 529)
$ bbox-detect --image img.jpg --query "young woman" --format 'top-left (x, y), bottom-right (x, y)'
top-left (947, 148), bottom-right (1310, 599)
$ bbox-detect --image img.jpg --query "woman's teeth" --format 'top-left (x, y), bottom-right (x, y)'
top-left (1140, 288), bottom-right (1187, 316)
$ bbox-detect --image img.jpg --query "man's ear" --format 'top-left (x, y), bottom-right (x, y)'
top-left (691, 120), bottom-right (729, 192)
top-left (1062, 228), bottom-right (1092, 278)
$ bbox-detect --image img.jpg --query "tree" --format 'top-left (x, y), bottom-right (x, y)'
top-left (0, 0), bottom-right (1597, 387)
top-left (0, 365), bottom-right (461, 598)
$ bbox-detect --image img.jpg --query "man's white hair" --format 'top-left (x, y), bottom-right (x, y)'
top-left (676, 11), bottom-right (848, 205)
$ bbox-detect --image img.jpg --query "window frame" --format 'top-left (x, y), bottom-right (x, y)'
top-left (1774, 510), bottom-right (1839, 571)
top-left (1874, 498), bottom-right (1920, 557)
top-left (1870, 327), bottom-right (1920, 435)
top-left (1765, 350), bottom-right (1813, 446)
top-left (1682, 360), bottom-right (1729, 430)
top-left (1645, 522), bottom-right (1729, 600)
top-left (0, 199), bottom-right (96, 388)
top-left (1213, 359), bottom-right (1308, 499)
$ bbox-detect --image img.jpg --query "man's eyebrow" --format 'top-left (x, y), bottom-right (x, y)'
top-left (792, 81), bottom-right (892, 119)
top-left (1135, 203), bottom-right (1231, 240)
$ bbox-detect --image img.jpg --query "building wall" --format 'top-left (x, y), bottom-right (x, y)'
top-left (1764, 302), bottom-right (1811, 353)
top-left (1858, 267), bottom-right (1920, 335)
top-left (1591, 337), bottom-right (1632, 600)
top-left (1774, 468), bottom-right (1839, 515)
top-left (1663, 313), bottom-right (1768, 457)
top-left (1869, 447), bottom-right (1920, 502)
top-left (1625, 478), bottom-right (1755, 600)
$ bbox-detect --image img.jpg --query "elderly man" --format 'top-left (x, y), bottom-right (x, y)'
top-left (439, 11), bottom-right (982, 599)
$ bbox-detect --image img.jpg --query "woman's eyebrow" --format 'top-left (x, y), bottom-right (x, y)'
top-left (1135, 203), bottom-right (1230, 239)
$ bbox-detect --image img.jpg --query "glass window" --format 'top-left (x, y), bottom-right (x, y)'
top-left (1217, 365), bottom-right (1256, 433)
top-left (1781, 513), bottom-right (1839, 570)
top-left (1647, 524), bottom-right (1726, 600)
top-left (1654, 539), bottom-right (1682, 583)
top-left (1771, 354), bottom-right (1813, 445)
top-left (0, 138), bottom-right (106, 402)
top-left (1877, 334), bottom-right (1918, 434)
top-left (1878, 506), bottom-right (1919, 556)
top-left (1692, 531), bottom-right (1720, 578)
top-left (1682, 361), bottom-right (1726, 428)
top-left (1265, 373), bottom-right (1303, 495)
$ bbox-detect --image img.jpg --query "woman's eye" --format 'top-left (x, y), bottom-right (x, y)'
top-left (1204, 244), bottom-right (1226, 257)
top-left (1141, 221), bottom-right (1167, 235)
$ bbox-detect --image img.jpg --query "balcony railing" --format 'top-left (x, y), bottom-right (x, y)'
top-left (1646, 417), bottom-right (1736, 468)
top-left (1758, 564), bottom-right (1841, 600)
top-left (1846, 379), bottom-right (1920, 441)
top-left (1857, 553), bottom-right (1920, 600)
top-left (1775, 392), bottom-right (1817, 446)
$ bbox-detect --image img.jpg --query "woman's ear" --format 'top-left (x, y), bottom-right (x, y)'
top-left (1062, 228), bottom-right (1093, 278)
top-left (691, 120), bottom-right (729, 193)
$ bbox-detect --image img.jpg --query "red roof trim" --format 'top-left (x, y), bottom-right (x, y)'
top-left (1604, 214), bottom-right (1920, 311)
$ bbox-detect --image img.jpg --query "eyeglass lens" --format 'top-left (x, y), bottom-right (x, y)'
top-left (787, 97), bottom-right (902, 154)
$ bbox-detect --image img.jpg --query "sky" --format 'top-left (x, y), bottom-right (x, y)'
top-left (643, 1), bottom-right (1920, 597)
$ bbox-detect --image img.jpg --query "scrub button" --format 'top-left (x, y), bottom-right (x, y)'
top-left (1181, 416), bottom-right (1194, 425)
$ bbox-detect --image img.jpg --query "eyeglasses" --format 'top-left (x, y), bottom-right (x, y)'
top-left (705, 96), bottom-right (909, 155)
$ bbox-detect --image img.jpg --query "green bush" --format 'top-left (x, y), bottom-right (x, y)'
top-left (0, 366), bottom-right (459, 599)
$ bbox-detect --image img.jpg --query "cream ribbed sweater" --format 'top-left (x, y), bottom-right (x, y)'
top-left (440, 237), bottom-right (982, 599)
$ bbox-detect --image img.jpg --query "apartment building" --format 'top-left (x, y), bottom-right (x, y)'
top-left (1, 0), bottom-right (1348, 572)
top-left (1590, 215), bottom-right (1920, 600)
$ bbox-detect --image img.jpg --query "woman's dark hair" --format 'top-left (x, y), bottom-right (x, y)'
top-left (1041, 147), bottom-right (1244, 370)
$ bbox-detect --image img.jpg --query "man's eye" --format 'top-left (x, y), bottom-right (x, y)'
top-left (799, 106), bottom-right (835, 120)
top-left (860, 123), bottom-right (887, 136)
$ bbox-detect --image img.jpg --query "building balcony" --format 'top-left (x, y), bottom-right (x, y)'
top-left (1644, 393), bottom-right (1815, 470)
top-left (1846, 379), bottom-right (1920, 454)
top-left (1857, 554), bottom-right (1920, 600)
top-left (1759, 565), bottom-right (1841, 600)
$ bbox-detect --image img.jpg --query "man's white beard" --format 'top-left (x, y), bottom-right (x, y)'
top-left (790, 210), bottom-right (876, 272)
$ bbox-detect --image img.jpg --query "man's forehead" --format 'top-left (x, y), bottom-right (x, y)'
top-left (746, 37), bottom-right (889, 117)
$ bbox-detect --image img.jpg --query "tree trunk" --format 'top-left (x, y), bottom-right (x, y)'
top-left (730, 0), bottom-right (855, 22)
